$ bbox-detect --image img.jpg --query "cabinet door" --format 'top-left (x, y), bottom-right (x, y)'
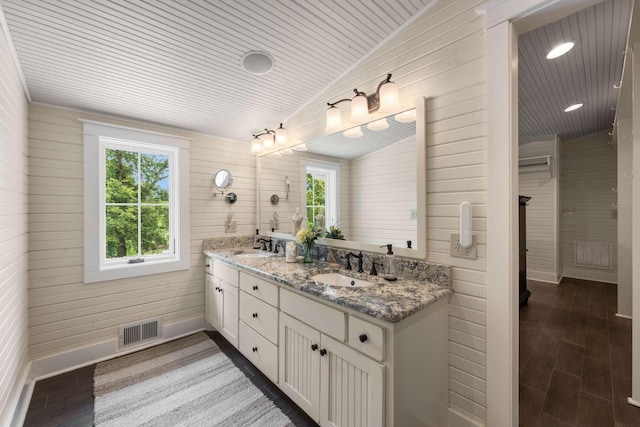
top-left (320, 334), bottom-right (384, 427)
top-left (205, 275), bottom-right (220, 329)
top-left (220, 280), bottom-right (238, 348)
top-left (279, 312), bottom-right (321, 422)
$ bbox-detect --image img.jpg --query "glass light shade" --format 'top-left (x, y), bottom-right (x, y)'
top-left (367, 118), bottom-right (389, 131)
top-left (292, 143), bottom-right (308, 151)
top-left (394, 109), bottom-right (416, 123)
top-left (261, 133), bottom-right (274, 149)
top-left (350, 94), bottom-right (370, 123)
top-left (250, 137), bottom-right (262, 153)
top-left (377, 81), bottom-right (400, 114)
top-left (325, 106), bottom-right (342, 132)
top-left (343, 126), bottom-right (363, 138)
top-left (275, 126), bottom-right (287, 144)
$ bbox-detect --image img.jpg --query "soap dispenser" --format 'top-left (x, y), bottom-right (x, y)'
top-left (253, 229), bottom-right (260, 249)
top-left (381, 244), bottom-right (397, 281)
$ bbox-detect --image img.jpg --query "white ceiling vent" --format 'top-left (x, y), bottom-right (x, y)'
top-left (118, 318), bottom-right (162, 351)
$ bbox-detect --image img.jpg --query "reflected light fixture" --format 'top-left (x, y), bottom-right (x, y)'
top-left (546, 42), bottom-right (574, 59)
top-left (250, 135), bottom-right (263, 153)
top-left (367, 118), bottom-right (389, 131)
top-left (325, 73), bottom-right (400, 132)
top-left (275, 123), bottom-right (287, 144)
top-left (564, 103), bottom-right (583, 112)
top-left (343, 126), bottom-right (363, 138)
top-left (394, 109), bottom-right (416, 123)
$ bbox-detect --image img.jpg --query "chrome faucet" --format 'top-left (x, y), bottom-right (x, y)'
top-left (346, 251), bottom-right (364, 273)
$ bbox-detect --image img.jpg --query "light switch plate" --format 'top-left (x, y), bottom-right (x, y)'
top-left (450, 233), bottom-right (477, 259)
top-left (225, 221), bottom-right (237, 233)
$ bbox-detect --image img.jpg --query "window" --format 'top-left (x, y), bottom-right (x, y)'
top-left (82, 120), bottom-right (190, 283)
top-left (300, 160), bottom-right (339, 231)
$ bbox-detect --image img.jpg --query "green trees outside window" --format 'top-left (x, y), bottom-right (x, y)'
top-left (105, 148), bottom-right (170, 259)
top-left (306, 172), bottom-right (326, 229)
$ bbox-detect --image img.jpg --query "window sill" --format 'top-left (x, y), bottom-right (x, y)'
top-left (84, 257), bottom-right (189, 284)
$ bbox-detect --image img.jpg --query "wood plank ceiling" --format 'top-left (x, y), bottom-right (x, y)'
top-left (0, 0), bottom-right (434, 142)
top-left (518, 0), bottom-right (632, 143)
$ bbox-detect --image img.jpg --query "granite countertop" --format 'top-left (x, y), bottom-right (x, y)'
top-left (204, 249), bottom-right (452, 323)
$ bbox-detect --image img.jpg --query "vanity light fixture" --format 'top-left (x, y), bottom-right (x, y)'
top-left (325, 73), bottom-right (400, 132)
top-left (367, 118), bottom-right (389, 131)
top-left (564, 103), bottom-right (583, 112)
top-left (249, 123), bottom-right (287, 154)
top-left (343, 126), bottom-right (363, 138)
top-left (546, 42), bottom-right (574, 59)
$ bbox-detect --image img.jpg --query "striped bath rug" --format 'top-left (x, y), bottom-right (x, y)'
top-left (94, 332), bottom-right (294, 426)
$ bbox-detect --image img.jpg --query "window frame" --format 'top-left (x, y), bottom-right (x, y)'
top-left (300, 159), bottom-right (340, 230)
top-left (82, 120), bottom-right (190, 284)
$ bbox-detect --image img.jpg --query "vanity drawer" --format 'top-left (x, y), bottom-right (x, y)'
top-left (348, 315), bottom-right (384, 362)
top-left (213, 260), bottom-right (238, 287)
top-left (240, 292), bottom-right (279, 344)
top-left (239, 272), bottom-right (279, 307)
top-left (281, 289), bottom-right (346, 341)
top-left (239, 321), bottom-right (278, 383)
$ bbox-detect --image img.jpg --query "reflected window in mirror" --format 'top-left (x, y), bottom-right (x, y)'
top-left (302, 160), bottom-right (339, 234)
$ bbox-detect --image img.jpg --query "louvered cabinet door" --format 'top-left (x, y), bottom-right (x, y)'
top-left (319, 334), bottom-right (384, 427)
top-left (279, 312), bottom-right (321, 422)
top-left (220, 280), bottom-right (238, 348)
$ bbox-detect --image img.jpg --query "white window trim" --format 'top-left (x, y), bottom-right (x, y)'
top-left (300, 159), bottom-right (340, 229)
top-left (82, 120), bottom-right (190, 284)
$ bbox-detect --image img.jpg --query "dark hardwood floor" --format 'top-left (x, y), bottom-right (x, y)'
top-left (23, 331), bottom-right (317, 427)
top-left (520, 277), bottom-right (640, 426)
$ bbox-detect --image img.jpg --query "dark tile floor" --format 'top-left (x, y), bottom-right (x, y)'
top-left (23, 331), bottom-right (317, 426)
top-left (520, 277), bottom-right (640, 426)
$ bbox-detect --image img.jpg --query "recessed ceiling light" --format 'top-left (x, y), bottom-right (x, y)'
top-left (241, 51), bottom-right (274, 75)
top-left (546, 42), bottom-right (575, 59)
top-left (564, 103), bottom-right (583, 112)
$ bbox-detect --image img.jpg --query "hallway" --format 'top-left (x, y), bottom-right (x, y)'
top-left (519, 278), bottom-right (639, 426)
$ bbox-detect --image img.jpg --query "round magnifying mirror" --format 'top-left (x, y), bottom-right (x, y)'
top-left (214, 169), bottom-right (233, 191)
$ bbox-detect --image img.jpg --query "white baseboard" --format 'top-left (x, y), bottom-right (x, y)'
top-left (31, 316), bottom-right (205, 380)
top-left (527, 270), bottom-right (560, 284)
top-left (628, 397), bottom-right (640, 407)
top-left (1, 359), bottom-right (32, 427)
top-left (616, 313), bottom-right (633, 320)
top-left (563, 269), bottom-right (618, 285)
top-left (448, 407), bottom-right (485, 427)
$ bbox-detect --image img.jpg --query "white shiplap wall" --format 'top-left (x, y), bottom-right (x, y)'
top-left (0, 20), bottom-right (29, 425)
top-left (281, 1), bottom-right (488, 424)
top-left (518, 138), bottom-right (561, 283)
top-left (561, 130), bottom-right (618, 283)
top-left (350, 136), bottom-right (417, 247)
top-left (28, 103), bottom-right (255, 362)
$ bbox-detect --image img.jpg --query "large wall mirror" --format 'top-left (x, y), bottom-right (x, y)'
top-left (256, 97), bottom-right (426, 259)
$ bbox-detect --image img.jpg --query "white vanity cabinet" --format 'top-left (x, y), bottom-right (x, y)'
top-left (279, 290), bottom-right (384, 426)
top-left (205, 259), bottom-right (239, 348)
top-left (238, 271), bottom-right (280, 383)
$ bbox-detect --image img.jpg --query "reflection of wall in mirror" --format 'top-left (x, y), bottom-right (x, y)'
top-left (350, 135), bottom-right (417, 248)
top-left (259, 153), bottom-right (351, 236)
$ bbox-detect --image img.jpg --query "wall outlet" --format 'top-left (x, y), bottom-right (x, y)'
top-left (450, 233), bottom-right (477, 259)
top-left (410, 209), bottom-right (418, 219)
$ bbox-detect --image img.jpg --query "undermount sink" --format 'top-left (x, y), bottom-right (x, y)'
top-left (312, 273), bottom-right (376, 288)
top-left (235, 252), bottom-right (275, 259)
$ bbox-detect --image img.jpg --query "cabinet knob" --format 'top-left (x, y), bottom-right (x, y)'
top-left (319, 349), bottom-right (327, 356)
top-left (252, 313), bottom-right (258, 318)
top-left (252, 346), bottom-right (258, 352)
top-left (359, 334), bottom-right (368, 343)
top-left (219, 288), bottom-right (223, 293)
top-left (311, 344), bottom-right (318, 351)
top-left (253, 285), bottom-right (258, 291)
top-left (214, 286), bottom-right (218, 291)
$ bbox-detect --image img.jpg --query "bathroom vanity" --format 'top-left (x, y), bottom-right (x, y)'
top-left (204, 249), bottom-right (451, 427)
